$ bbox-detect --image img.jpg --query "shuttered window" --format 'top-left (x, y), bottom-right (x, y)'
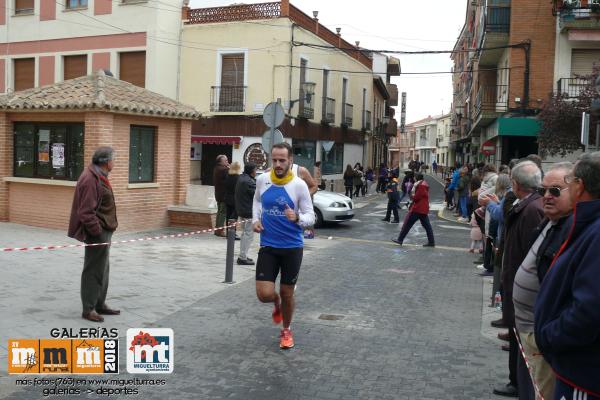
top-left (220, 54), bottom-right (244, 86)
top-left (119, 51), bottom-right (146, 88)
top-left (15, 0), bottom-right (34, 14)
top-left (64, 55), bottom-right (87, 81)
top-left (571, 49), bottom-right (600, 76)
top-left (219, 54), bottom-right (245, 111)
top-left (14, 58), bottom-right (35, 92)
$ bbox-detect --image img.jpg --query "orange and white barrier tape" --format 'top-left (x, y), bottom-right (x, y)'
top-left (513, 327), bottom-right (545, 400)
top-left (0, 220), bottom-right (249, 252)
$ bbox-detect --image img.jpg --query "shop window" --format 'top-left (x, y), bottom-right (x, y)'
top-left (321, 143), bottom-right (344, 175)
top-left (129, 125), bottom-right (155, 183)
top-left (13, 123), bottom-right (85, 181)
top-left (292, 140), bottom-right (315, 171)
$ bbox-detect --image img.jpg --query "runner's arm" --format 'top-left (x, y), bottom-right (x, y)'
top-left (252, 178), bottom-right (262, 224)
top-left (296, 181), bottom-right (315, 228)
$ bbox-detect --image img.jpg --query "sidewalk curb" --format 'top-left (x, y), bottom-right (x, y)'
top-left (426, 173), bottom-right (469, 226)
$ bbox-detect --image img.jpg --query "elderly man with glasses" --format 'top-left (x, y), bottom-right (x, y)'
top-left (535, 152), bottom-right (600, 400)
top-left (510, 162), bottom-right (574, 400)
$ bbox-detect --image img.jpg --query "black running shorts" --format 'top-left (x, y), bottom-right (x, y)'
top-left (256, 246), bottom-right (303, 285)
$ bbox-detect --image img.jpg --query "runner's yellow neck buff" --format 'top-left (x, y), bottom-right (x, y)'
top-left (270, 168), bottom-right (294, 185)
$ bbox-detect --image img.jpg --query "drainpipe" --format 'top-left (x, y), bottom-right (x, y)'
top-left (288, 23), bottom-right (296, 115)
top-left (176, 0), bottom-right (190, 101)
top-left (517, 39), bottom-right (531, 111)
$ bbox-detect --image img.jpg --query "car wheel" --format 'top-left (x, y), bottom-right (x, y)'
top-left (314, 208), bottom-right (324, 228)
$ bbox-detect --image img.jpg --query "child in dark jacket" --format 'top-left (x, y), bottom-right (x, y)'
top-left (382, 172), bottom-right (400, 223)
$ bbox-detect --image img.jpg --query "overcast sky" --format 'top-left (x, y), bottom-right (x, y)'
top-left (188, 0), bottom-right (467, 124)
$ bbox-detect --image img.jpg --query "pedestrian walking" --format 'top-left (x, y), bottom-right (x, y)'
top-left (391, 173), bottom-right (435, 247)
top-left (535, 153), bottom-right (600, 400)
top-left (68, 147), bottom-right (120, 323)
top-left (376, 163), bottom-right (387, 193)
top-left (252, 142), bottom-right (315, 349)
top-left (432, 160), bottom-right (438, 174)
top-left (381, 171), bottom-right (400, 223)
top-left (235, 163), bottom-right (257, 265)
top-left (365, 167), bottom-right (375, 195)
top-left (353, 165), bottom-right (364, 197)
top-left (343, 164), bottom-right (354, 198)
top-left (213, 154), bottom-right (229, 237)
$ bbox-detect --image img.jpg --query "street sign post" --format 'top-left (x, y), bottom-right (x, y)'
top-left (263, 101), bottom-right (286, 166)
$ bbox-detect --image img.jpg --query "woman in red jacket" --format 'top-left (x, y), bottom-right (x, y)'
top-left (391, 173), bottom-right (435, 247)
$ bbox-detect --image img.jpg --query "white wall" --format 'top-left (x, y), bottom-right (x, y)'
top-left (343, 143), bottom-right (364, 168)
top-left (553, 25), bottom-right (600, 88)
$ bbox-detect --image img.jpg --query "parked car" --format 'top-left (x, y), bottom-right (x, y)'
top-left (313, 190), bottom-right (354, 228)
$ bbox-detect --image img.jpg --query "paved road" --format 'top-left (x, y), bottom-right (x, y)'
top-left (1, 176), bottom-right (509, 399)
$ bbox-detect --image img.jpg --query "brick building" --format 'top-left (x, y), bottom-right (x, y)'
top-left (0, 70), bottom-right (199, 232)
top-left (451, 0), bottom-right (556, 165)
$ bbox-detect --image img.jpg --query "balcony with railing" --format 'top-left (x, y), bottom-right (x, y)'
top-left (557, 77), bottom-right (591, 98)
top-left (298, 87), bottom-right (314, 119)
top-left (473, 85), bottom-right (508, 128)
top-left (553, 1), bottom-right (600, 32)
top-left (385, 118), bottom-right (398, 138)
top-left (210, 86), bottom-right (246, 112)
top-left (479, 3), bottom-right (511, 65)
top-left (322, 97), bottom-right (335, 124)
top-left (342, 103), bottom-right (353, 127)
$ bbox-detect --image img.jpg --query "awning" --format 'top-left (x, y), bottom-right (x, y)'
top-left (191, 136), bottom-right (241, 144)
top-left (498, 118), bottom-right (541, 137)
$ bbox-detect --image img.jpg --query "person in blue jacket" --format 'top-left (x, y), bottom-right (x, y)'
top-left (535, 152), bottom-right (600, 400)
top-left (446, 165), bottom-right (460, 210)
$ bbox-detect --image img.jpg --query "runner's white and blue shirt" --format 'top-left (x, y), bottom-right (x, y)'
top-left (252, 171), bottom-right (315, 248)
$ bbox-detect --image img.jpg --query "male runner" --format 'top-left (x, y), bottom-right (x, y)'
top-left (253, 142), bottom-right (315, 349)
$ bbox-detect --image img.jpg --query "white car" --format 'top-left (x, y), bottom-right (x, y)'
top-left (312, 190), bottom-right (354, 227)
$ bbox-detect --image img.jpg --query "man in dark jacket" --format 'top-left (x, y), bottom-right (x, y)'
top-left (235, 163), bottom-right (257, 265)
top-left (213, 155), bottom-right (229, 237)
top-left (68, 147), bottom-right (119, 323)
top-left (512, 162), bottom-right (573, 400)
top-left (493, 160), bottom-right (544, 398)
top-left (535, 152), bottom-right (600, 400)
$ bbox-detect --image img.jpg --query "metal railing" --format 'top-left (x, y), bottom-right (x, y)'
top-left (342, 103), bottom-right (353, 127)
top-left (298, 88), bottom-right (314, 119)
top-left (486, 5), bottom-right (511, 33)
top-left (322, 97), bottom-right (335, 124)
top-left (210, 86), bottom-right (246, 112)
top-left (557, 77), bottom-right (591, 98)
top-left (475, 85), bottom-right (509, 119)
top-left (363, 110), bottom-right (372, 131)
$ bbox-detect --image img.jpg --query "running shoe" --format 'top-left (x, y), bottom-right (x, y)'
top-left (279, 328), bottom-right (294, 349)
top-left (272, 303), bottom-right (283, 325)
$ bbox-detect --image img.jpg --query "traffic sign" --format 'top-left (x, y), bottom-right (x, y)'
top-left (262, 129), bottom-right (284, 151)
top-left (263, 102), bottom-right (285, 129)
